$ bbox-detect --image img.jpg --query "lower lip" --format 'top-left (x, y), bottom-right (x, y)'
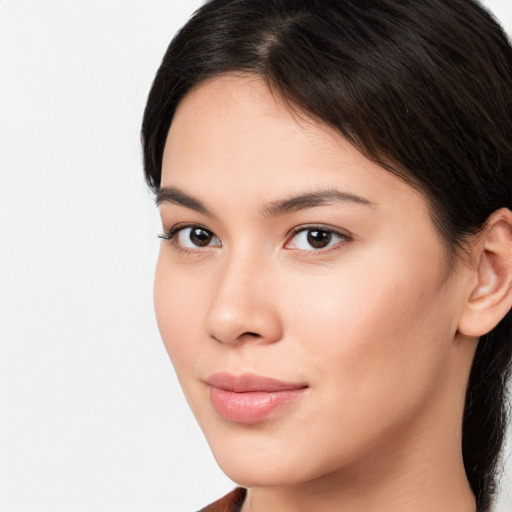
top-left (209, 387), bottom-right (306, 424)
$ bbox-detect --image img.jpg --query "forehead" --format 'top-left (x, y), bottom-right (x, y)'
top-left (165, 76), bottom-right (433, 226)
top-left (162, 75), bottom-right (411, 202)
top-left (165, 74), bottom-right (341, 169)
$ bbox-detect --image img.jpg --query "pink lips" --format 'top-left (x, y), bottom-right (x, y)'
top-left (206, 372), bottom-right (307, 424)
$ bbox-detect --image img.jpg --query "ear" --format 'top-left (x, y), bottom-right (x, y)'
top-left (458, 208), bottom-right (512, 338)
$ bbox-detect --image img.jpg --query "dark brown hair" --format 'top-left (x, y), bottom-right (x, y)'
top-left (141, 1), bottom-right (512, 510)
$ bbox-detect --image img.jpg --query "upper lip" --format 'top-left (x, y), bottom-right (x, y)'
top-left (205, 372), bottom-right (308, 392)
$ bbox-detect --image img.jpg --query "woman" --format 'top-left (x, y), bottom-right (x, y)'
top-left (141, 1), bottom-right (512, 511)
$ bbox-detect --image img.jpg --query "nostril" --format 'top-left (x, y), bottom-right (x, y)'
top-left (244, 332), bottom-right (260, 337)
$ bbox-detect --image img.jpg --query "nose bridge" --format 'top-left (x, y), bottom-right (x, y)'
top-left (205, 245), bottom-right (282, 344)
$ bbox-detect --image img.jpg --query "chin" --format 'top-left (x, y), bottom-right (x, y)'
top-left (204, 425), bottom-right (347, 490)
top-left (216, 457), bottom-right (310, 489)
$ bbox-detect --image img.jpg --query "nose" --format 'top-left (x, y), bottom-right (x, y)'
top-left (205, 253), bottom-right (283, 345)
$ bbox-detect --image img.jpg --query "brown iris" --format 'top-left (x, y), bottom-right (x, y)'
top-left (307, 230), bottom-right (332, 249)
top-left (189, 228), bottom-right (213, 247)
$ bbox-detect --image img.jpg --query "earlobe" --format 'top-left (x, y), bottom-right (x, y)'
top-left (458, 208), bottom-right (512, 338)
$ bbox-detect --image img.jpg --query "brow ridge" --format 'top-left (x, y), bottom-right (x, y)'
top-left (156, 187), bottom-right (211, 215)
top-left (262, 189), bottom-right (374, 217)
top-left (156, 186), bottom-right (374, 217)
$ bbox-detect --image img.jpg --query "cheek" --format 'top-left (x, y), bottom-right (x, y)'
top-left (283, 250), bottom-right (456, 405)
top-left (264, 255), bottom-right (458, 470)
top-left (153, 252), bottom-right (208, 376)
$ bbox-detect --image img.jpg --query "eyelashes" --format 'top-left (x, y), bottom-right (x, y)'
top-left (158, 224), bottom-right (221, 249)
top-left (159, 223), bottom-right (351, 254)
top-left (286, 225), bottom-right (350, 251)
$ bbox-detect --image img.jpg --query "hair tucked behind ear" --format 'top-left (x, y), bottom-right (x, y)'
top-left (463, 315), bottom-right (512, 510)
top-left (141, 1), bottom-right (512, 509)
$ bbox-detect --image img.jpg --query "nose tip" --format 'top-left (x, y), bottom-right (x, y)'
top-left (207, 302), bottom-right (283, 345)
top-left (205, 266), bottom-right (283, 345)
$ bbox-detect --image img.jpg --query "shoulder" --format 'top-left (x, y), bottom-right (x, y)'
top-left (197, 487), bottom-right (247, 512)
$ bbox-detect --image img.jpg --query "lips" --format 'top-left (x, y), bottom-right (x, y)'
top-left (205, 372), bottom-right (307, 424)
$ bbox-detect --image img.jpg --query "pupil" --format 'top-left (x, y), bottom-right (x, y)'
top-left (307, 230), bottom-right (331, 249)
top-left (190, 228), bottom-right (212, 247)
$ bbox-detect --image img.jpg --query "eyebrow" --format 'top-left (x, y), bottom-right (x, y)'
top-left (156, 186), bottom-right (374, 216)
top-left (262, 189), bottom-right (375, 216)
top-left (156, 187), bottom-right (212, 215)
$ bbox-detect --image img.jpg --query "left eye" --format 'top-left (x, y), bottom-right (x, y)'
top-left (286, 228), bottom-right (347, 251)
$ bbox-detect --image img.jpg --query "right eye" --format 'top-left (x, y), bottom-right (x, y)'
top-left (159, 225), bottom-right (222, 250)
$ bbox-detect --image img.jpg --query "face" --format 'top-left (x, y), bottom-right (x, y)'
top-left (155, 75), bottom-right (472, 488)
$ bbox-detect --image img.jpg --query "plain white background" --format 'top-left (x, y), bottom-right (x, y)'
top-left (0, 1), bottom-right (511, 511)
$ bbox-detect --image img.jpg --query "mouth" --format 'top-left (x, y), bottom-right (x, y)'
top-left (205, 372), bottom-right (308, 424)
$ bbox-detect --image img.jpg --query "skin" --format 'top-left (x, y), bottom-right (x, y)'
top-left (154, 75), bottom-right (482, 512)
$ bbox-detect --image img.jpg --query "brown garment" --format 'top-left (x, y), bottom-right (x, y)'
top-left (198, 487), bottom-right (247, 512)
